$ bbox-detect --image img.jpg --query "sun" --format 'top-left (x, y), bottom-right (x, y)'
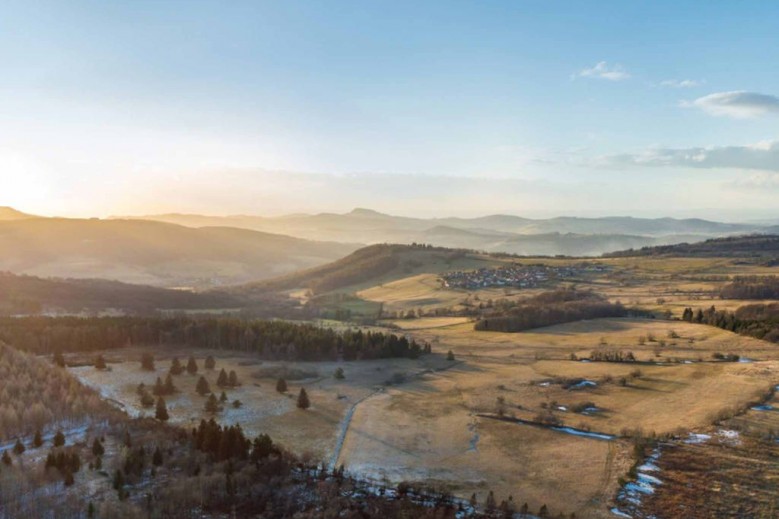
top-left (0, 148), bottom-right (51, 210)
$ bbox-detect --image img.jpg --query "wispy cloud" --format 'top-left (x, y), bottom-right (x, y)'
top-left (573, 61), bottom-right (630, 81)
top-left (659, 79), bottom-right (703, 88)
top-left (683, 91), bottom-right (779, 118)
top-left (594, 139), bottom-right (779, 172)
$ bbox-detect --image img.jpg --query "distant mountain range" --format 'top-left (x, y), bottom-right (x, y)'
top-left (0, 211), bottom-right (357, 287)
top-left (115, 208), bottom-right (772, 257)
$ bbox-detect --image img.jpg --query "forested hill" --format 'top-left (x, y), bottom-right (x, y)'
top-left (604, 234), bottom-right (779, 259)
top-left (222, 243), bottom-right (481, 296)
top-left (0, 272), bottom-right (241, 315)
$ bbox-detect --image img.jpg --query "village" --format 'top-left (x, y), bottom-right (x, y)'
top-left (440, 264), bottom-right (609, 290)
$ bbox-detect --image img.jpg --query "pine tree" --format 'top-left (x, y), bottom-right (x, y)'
top-left (219, 391), bottom-right (228, 403)
top-left (155, 396), bottom-right (169, 421)
top-left (53, 430), bottom-right (65, 447)
top-left (187, 356), bottom-right (198, 375)
top-left (141, 352), bottom-right (155, 371)
top-left (297, 388), bottom-right (310, 410)
top-left (485, 490), bottom-right (496, 511)
top-left (13, 439), bottom-right (25, 455)
top-left (216, 368), bottom-right (228, 387)
top-left (164, 373), bottom-right (176, 394)
top-left (153, 377), bottom-right (165, 396)
top-left (2, 451), bottom-right (11, 465)
top-left (33, 430), bottom-right (43, 448)
top-left (228, 370), bottom-right (239, 387)
top-left (196, 375), bottom-right (211, 396)
top-left (447, 350), bottom-right (455, 361)
top-left (334, 367), bottom-right (345, 380)
top-left (276, 378), bottom-right (288, 393)
top-left (205, 356), bottom-right (216, 370)
top-left (95, 355), bottom-right (107, 370)
top-left (170, 357), bottom-right (183, 375)
top-left (205, 393), bottom-right (220, 413)
top-left (140, 389), bottom-right (155, 408)
top-left (539, 504), bottom-right (549, 518)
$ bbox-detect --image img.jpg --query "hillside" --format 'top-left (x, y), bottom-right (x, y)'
top-left (224, 243), bottom-right (496, 296)
top-left (0, 206), bottom-right (38, 221)
top-left (0, 272), bottom-right (240, 315)
top-left (0, 217), bottom-right (358, 287)
top-left (605, 234), bottom-right (779, 259)
top-left (118, 208), bottom-right (766, 256)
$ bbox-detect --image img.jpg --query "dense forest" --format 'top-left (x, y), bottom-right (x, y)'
top-left (720, 276), bottom-right (779, 300)
top-left (474, 288), bottom-right (628, 333)
top-left (681, 304), bottom-right (779, 343)
top-left (605, 234), bottom-right (779, 259)
top-left (0, 344), bottom-right (115, 440)
top-left (0, 317), bottom-right (429, 361)
top-left (0, 272), bottom-right (241, 315)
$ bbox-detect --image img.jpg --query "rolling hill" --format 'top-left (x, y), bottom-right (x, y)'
top-left (605, 234), bottom-right (779, 259)
top-left (0, 272), bottom-right (241, 315)
top-left (118, 208), bottom-right (768, 256)
top-left (0, 216), bottom-right (359, 287)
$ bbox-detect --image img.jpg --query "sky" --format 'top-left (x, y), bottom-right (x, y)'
top-left (1, 0), bottom-right (778, 220)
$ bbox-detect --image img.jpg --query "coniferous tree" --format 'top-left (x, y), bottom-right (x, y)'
top-left (170, 357), bottom-right (184, 375)
top-left (53, 351), bottom-right (66, 367)
top-left (152, 446), bottom-right (163, 466)
top-left (205, 356), bottom-right (216, 370)
top-left (297, 388), bottom-right (310, 410)
top-left (334, 367), bottom-right (345, 379)
top-left (187, 356), bottom-right (198, 375)
top-left (92, 438), bottom-right (105, 457)
top-left (216, 368), bottom-right (228, 387)
top-left (95, 354), bottom-right (107, 369)
top-left (2, 451), bottom-right (11, 465)
top-left (153, 377), bottom-right (165, 396)
top-left (53, 430), bottom-right (65, 447)
top-left (196, 375), bottom-right (211, 396)
top-left (141, 352), bottom-right (155, 371)
top-left (33, 429), bottom-right (43, 448)
top-left (155, 396), bottom-right (169, 421)
top-left (13, 438), bottom-right (25, 455)
top-left (164, 373), bottom-right (176, 394)
top-left (228, 370), bottom-right (239, 387)
top-left (220, 391), bottom-right (228, 403)
top-left (205, 393), bottom-right (220, 413)
top-left (276, 378), bottom-right (288, 393)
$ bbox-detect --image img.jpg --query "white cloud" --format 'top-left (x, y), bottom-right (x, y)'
top-left (573, 61), bottom-right (630, 81)
top-left (659, 79), bottom-right (703, 88)
top-left (595, 139), bottom-right (779, 172)
top-left (684, 91), bottom-right (779, 118)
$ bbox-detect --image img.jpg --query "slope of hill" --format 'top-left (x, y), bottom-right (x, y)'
top-left (119, 209), bottom-right (767, 256)
top-left (225, 243), bottom-right (495, 296)
top-left (605, 234), bottom-right (779, 258)
top-left (0, 217), bottom-right (358, 287)
top-left (0, 272), bottom-right (240, 315)
top-left (0, 206), bottom-right (38, 221)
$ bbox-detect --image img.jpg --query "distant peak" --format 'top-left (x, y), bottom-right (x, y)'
top-left (348, 208), bottom-right (386, 217)
top-left (0, 206), bottom-right (37, 220)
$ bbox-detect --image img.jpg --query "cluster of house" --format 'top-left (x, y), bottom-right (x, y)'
top-left (440, 264), bottom-right (608, 290)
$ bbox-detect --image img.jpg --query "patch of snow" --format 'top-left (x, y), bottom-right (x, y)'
top-left (752, 404), bottom-right (774, 411)
top-left (739, 357), bottom-right (754, 363)
top-left (611, 508), bottom-right (632, 518)
top-left (684, 433), bottom-right (711, 444)
top-left (551, 426), bottom-right (614, 441)
top-left (556, 405), bottom-right (568, 412)
top-left (568, 379), bottom-right (597, 390)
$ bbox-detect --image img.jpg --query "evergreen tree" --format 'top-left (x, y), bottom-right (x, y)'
top-left (95, 354), bottom-right (107, 369)
top-left (155, 396), bottom-right (169, 421)
top-left (297, 388), bottom-right (310, 410)
top-left (33, 430), bottom-right (43, 448)
top-left (153, 377), bottom-right (165, 396)
top-left (228, 370), bottom-right (239, 387)
top-left (205, 393), bottom-right (220, 413)
top-left (220, 391), bottom-right (228, 403)
top-left (205, 355), bottom-right (216, 370)
top-left (2, 451), bottom-right (11, 465)
top-left (139, 389), bottom-right (155, 408)
top-left (196, 375), bottom-right (211, 396)
top-left (334, 367), bottom-right (345, 380)
top-left (164, 373), bottom-right (176, 394)
top-left (140, 352), bottom-right (155, 371)
top-left (276, 378), bottom-right (288, 393)
top-left (53, 430), bottom-right (65, 447)
top-left (447, 350), bottom-right (455, 361)
top-left (186, 356), bottom-right (198, 375)
top-left (216, 368), bottom-right (228, 387)
top-left (13, 438), bottom-right (25, 455)
top-left (170, 357), bottom-right (183, 375)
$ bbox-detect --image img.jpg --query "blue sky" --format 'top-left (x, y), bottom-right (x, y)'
top-left (1, 1), bottom-right (778, 219)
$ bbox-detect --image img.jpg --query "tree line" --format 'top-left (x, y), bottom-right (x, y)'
top-left (720, 276), bottom-right (779, 300)
top-left (474, 289), bottom-right (628, 333)
top-left (0, 316), bottom-right (430, 361)
top-left (681, 304), bottom-right (779, 343)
